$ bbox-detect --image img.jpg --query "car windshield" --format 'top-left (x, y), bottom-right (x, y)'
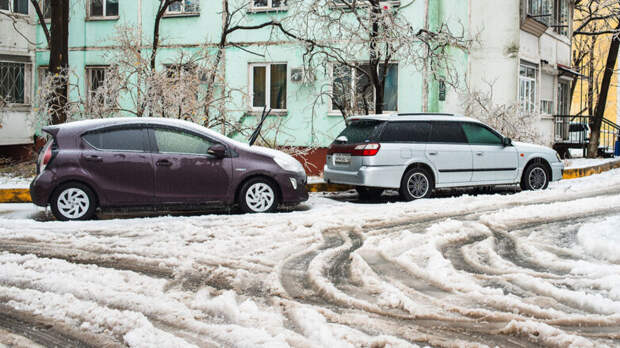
top-left (337, 120), bottom-right (384, 144)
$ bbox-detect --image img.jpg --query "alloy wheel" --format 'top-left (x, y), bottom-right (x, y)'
top-left (245, 183), bottom-right (276, 213)
top-left (528, 167), bottom-right (547, 190)
top-left (57, 188), bottom-right (90, 219)
top-left (407, 173), bottom-right (429, 199)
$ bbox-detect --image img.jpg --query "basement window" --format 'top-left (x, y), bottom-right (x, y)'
top-left (89, 0), bottom-right (118, 18)
top-left (165, 0), bottom-right (200, 15)
top-left (250, 0), bottom-right (287, 12)
top-left (0, 0), bottom-right (28, 14)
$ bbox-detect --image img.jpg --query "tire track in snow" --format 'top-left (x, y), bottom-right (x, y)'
top-left (0, 305), bottom-right (121, 348)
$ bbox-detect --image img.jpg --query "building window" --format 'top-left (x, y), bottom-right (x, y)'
top-left (40, 0), bottom-right (51, 18)
top-left (0, 61), bottom-right (31, 105)
top-left (0, 0), bottom-right (28, 14)
top-left (331, 63), bottom-right (398, 113)
top-left (86, 66), bottom-right (110, 108)
top-left (251, 0), bottom-right (287, 11)
top-left (519, 62), bottom-right (537, 114)
top-left (89, 0), bottom-right (118, 17)
top-left (166, 0), bottom-right (199, 14)
top-left (557, 80), bottom-right (570, 115)
top-left (250, 63), bottom-right (287, 110)
top-left (527, 0), bottom-right (569, 36)
top-left (554, 0), bottom-right (569, 36)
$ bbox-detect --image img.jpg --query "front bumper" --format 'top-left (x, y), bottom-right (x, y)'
top-left (323, 165), bottom-right (402, 189)
top-left (276, 172), bottom-right (309, 204)
top-left (551, 162), bottom-right (564, 181)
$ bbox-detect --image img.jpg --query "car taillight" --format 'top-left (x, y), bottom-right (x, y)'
top-left (352, 143), bottom-right (381, 156)
top-left (39, 143), bottom-right (53, 172)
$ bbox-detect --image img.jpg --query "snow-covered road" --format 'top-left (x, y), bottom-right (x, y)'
top-left (2, 171), bottom-right (620, 347)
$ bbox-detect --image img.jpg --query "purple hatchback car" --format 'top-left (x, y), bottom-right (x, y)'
top-left (31, 118), bottom-right (308, 220)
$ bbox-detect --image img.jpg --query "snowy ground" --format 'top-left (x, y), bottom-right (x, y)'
top-left (563, 157), bottom-right (620, 169)
top-left (2, 171), bottom-right (620, 347)
top-left (0, 175), bottom-right (31, 189)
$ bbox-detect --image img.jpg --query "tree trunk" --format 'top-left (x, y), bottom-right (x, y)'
top-left (49, 0), bottom-right (69, 125)
top-left (587, 23), bottom-right (620, 158)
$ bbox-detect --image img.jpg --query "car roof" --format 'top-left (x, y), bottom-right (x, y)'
top-left (346, 113), bottom-right (483, 123)
top-left (43, 117), bottom-right (230, 142)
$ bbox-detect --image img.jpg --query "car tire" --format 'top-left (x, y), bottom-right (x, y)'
top-left (520, 163), bottom-right (550, 191)
top-left (239, 178), bottom-right (279, 213)
top-left (50, 182), bottom-right (97, 221)
top-left (400, 168), bottom-right (434, 201)
top-left (355, 186), bottom-right (384, 200)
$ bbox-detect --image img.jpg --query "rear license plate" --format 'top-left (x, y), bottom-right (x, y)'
top-left (333, 153), bottom-right (351, 165)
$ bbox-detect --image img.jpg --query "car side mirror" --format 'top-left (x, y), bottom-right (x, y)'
top-left (208, 144), bottom-right (227, 158)
top-left (335, 136), bottom-right (348, 144)
top-left (503, 137), bottom-right (512, 147)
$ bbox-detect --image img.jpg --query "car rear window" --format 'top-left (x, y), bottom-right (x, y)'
top-left (429, 122), bottom-right (467, 143)
top-left (380, 121), bottom-right (431, 143)
top-left (337, 120), bottom-right (385, 144)
top-left (83, 128), bottom-right (145, 152)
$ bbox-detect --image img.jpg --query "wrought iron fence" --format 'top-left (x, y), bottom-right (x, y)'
top-left (553, 115), bottom-right (620, 157)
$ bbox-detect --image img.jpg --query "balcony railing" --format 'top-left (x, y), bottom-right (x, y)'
top-left (553, 115), bottom-right (620, 158)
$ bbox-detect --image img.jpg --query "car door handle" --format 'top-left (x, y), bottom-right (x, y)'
top-left (428, 152), bottom-right (438, 156)
top-left (156, 159), bottom-right (172, 167)
top-left (475, 152), bottom-right (484, 156)
top-left (85, 155), bottom-right (102, 162)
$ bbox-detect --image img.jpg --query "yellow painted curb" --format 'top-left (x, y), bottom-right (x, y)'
top-left (0, 189), bottom-right (32, 203)
top-left (562, 159), bottom-right (620, 180)
top-left (306, 183), bottom-right (353, 193)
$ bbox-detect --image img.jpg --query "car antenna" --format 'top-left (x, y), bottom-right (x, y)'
top-left (249, 106), bottom-right (271, 146)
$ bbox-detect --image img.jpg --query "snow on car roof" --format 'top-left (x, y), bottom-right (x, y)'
top-left (346, 113), bottom-right (481, 123)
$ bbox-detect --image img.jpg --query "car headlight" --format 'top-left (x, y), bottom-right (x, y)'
top-left (273, 156), bottom-right (305, 173)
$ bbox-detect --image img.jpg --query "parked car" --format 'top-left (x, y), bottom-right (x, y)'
top-left (323, 113), bottom-right (564, 200)
top-left (31, 118), bottom-right (308, 220)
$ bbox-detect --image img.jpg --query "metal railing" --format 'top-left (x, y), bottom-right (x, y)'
top-left (553, 115), bottom-right (620, 157)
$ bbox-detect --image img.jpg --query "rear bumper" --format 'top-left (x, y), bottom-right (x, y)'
top-left (551, 162), bottom-right (564, 182)
top-left (323, 165), bottom-right (402, 189)
top-left (30, 171), bottom-right (55, 207)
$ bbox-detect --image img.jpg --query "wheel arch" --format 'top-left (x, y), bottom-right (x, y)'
top-left (523, 157), bottom-right (552, 180)
top-left (49, 179), bottom-right (100, 207)
top-left (401, 162), bottom-right (436, 187)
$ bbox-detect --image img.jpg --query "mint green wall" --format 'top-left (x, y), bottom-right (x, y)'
top-left (35, 0), bottom-right (470, 147)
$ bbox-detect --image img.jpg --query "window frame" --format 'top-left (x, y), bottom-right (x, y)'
top-left (148, 126), bottom-right (224, 157)
top-left (249, 0), bottom-right (288, 12)
top-left (0, 0), bottom-right (29, 15)
top-left (81, 126), bottom-right (149, 153)
top-left (329, 62), bottom-right (398, 115)
top-left (164, 0), bottom-right (200, 16)
top-left (519, 61), bottom-right (538, 115)
top-left (0, 59), bottom-right (33, 106)
top-left (87, 0), bottom-right (119, 20)
top-left (85, 65), bottom-right (115, 110)
top-left (248, 62), bottom-right (288, 112)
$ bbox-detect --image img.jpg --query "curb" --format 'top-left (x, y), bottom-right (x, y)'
top-left (562, 159), bottom-right (620, 180)
top-left (0, 189), bottom-right (31, 204)
top-left (1, 160), bottom-right (619, 203)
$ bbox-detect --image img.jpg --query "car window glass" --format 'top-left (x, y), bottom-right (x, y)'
top-left (429, 122), bottom-right (467, 143)
top-left (337, 120), bottom-right (385, 144)
top-left (462, 123), bottom-right (502, 145)
top-left (83, 128), bottom-right (145, 152)
top-left (381, 122), bottom-right (430, 143)
top-left (154, 128), bottom-right (214, 155)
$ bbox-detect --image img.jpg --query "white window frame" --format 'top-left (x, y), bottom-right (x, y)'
top-left (85, 65), bottom-right (110, 108)
top-left (248, 63), bottom-right (288, 112)
top-left (250, 0), bottom-right (287, 12)
top-left (0, 59), bottom-right (32, 106)
top-left (165, 0), bottom-right (200, 15)
top-left (0, 0), bottom-right (29, 14)
top-left (88, 0), bottom-right (118, 18)
top-left (328, 62), bottom-right (398, 115)
top-left (519, 62), bottom-right (538, 115)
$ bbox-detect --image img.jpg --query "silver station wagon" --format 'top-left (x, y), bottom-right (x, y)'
top-left (324, 113), bottom-right (564, 200)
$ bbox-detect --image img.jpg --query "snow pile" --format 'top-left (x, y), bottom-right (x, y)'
top-left (564, 158), bottom-right (619, 170)
top-left (577, 215), bottom-right (620, 263)
top-left (0, 174), bottom-right (32, 189)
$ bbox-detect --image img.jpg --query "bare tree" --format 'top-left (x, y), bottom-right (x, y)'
top-left (275, 0), bottom-right (472, 119)
top-left (572, 0), bottom-right (620, 157)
